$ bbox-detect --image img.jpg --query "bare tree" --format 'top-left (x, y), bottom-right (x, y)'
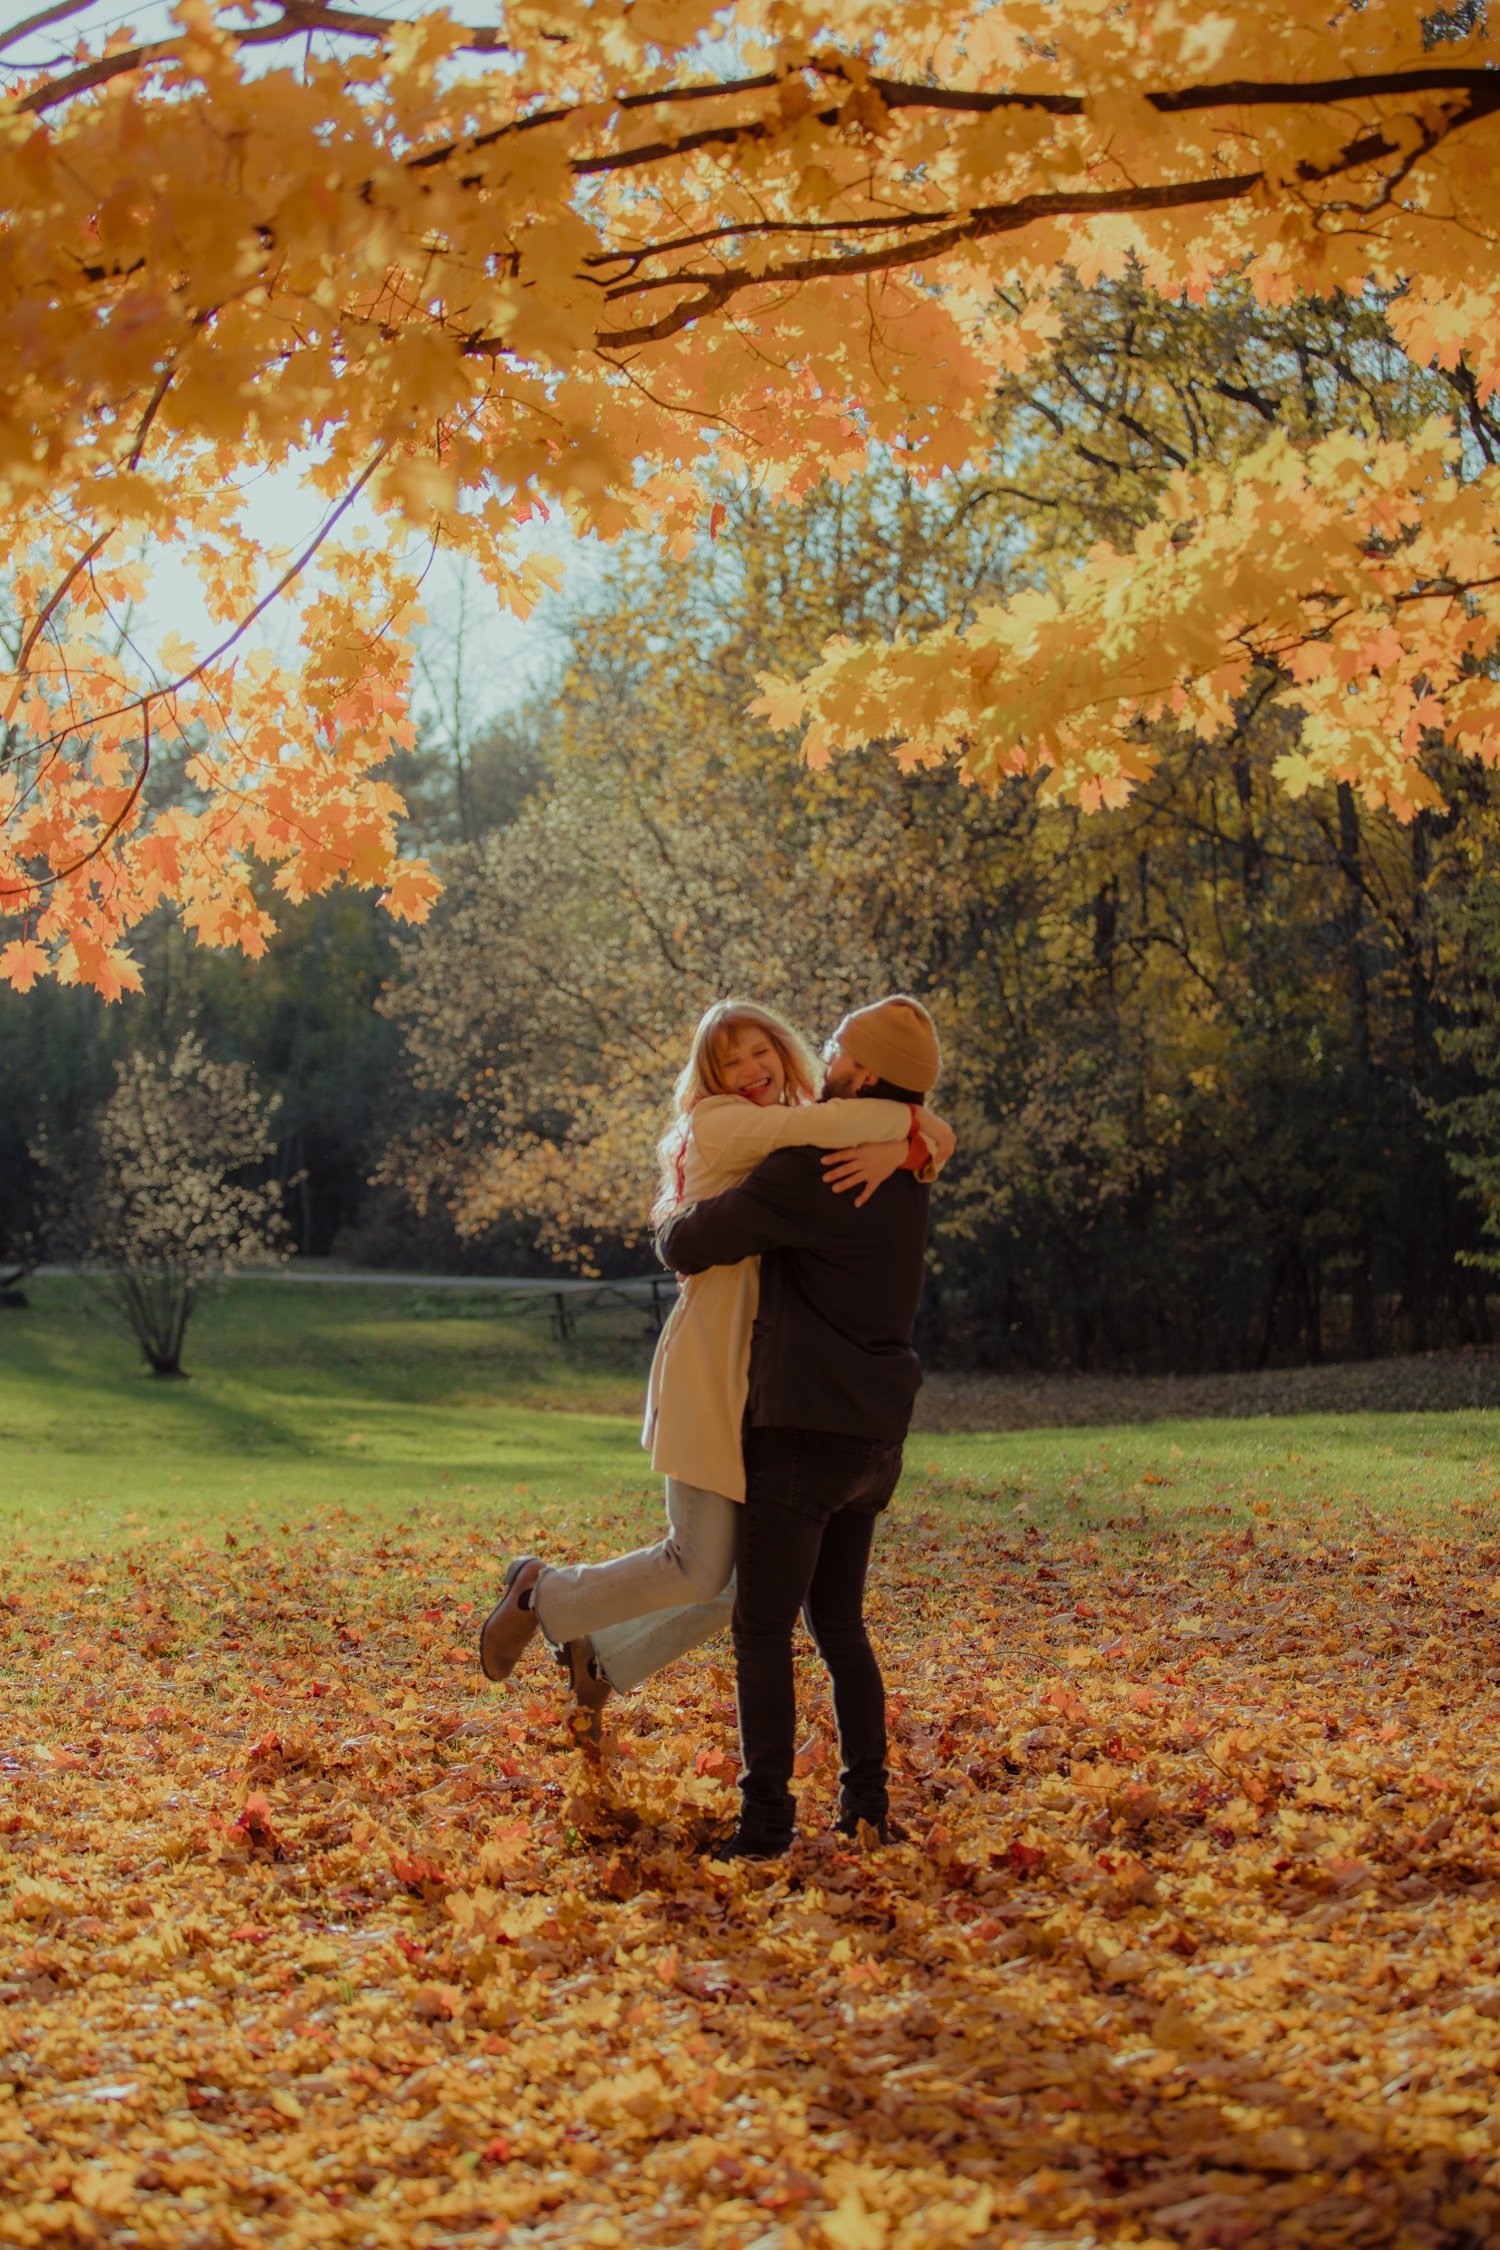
top-left (0, 1219), bottom-right (41, 1303)
top-left (82, 1033), bottom-right (290, 1376)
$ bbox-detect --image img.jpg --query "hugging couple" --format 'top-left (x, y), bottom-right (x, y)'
top-left (478, 993), bottom-right (954, 1862)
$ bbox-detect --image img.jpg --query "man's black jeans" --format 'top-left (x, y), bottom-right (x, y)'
top-left (732, 1425), bottom-right (903, 1849)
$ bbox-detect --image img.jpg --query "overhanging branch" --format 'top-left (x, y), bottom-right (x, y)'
top-left (592, 172), bottom-right (1265, 350)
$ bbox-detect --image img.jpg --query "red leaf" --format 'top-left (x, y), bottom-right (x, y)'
top-left (391, 1851), bottom-right (446, 1893)
top-left (1041, 1679), bottom-right (1088, 1723)
top-left (233, 1791), bottom-right (278, 1847)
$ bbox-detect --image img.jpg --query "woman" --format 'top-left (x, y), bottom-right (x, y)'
top-left (478, 999), bottom-right (952, 1731)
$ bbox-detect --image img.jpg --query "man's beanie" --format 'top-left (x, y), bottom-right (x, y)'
top-left (837, 995), bottom-right (942, 1095)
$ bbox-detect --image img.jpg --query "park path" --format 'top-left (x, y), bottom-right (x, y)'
top-left (33, 1259), bottom-right (677, 1337)
top-left (37, 1260), bottom-right (670, 1296)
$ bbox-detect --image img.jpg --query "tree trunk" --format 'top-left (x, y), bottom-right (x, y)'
top-left (1335, 782), bottom-right (1372, 1072)
top-left (1233, 756), bottom-right (1264, 898)
top-left (1333, 781), bottom-right (1379, 1352)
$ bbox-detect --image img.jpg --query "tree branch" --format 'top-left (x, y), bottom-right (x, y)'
top-left (2, 529), bottom-right (112, 724)
top-left (0, 440), bottom-right (393, 901)
top-left (0, 0), bottom-right (95, 57)
top-left (0, 704), bottom-right (152, 899)
top-left (592, 172), bottom-right (1265, 351)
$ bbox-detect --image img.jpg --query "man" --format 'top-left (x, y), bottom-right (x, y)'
top-left (657, 993), bottom-right (940, 1860)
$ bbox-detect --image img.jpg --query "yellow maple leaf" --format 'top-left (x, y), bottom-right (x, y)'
top-left (822, 2188), bottom-right (889, 2250)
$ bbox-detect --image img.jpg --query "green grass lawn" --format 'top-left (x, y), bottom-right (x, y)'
top-left (3, 1274), bottom-right (1499, 1555)
top-left (0, 1276), bottom-right (662, 1552)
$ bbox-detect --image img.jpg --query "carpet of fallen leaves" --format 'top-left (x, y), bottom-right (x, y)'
top-left (5, 1502), bottom-right (1500, 2250)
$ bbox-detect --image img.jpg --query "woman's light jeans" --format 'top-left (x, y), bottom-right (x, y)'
top-left (531, 1477), bottom-right (735, 1693)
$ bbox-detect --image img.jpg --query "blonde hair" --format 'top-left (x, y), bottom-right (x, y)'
top-left (653, 1000), bottom-right (821, 1225)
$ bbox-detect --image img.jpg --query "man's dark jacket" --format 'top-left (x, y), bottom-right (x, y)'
top-left (658, 1149), bottom-right (931, 1445)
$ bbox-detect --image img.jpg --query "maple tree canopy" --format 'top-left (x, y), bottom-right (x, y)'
top-left (2, 0), bottom-right (1498, 994)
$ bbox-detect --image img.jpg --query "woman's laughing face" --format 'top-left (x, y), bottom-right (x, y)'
top-left (716, 1024), bottom-right (787, 1106)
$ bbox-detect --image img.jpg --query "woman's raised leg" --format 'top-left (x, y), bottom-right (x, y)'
top-left (585, 1582), bottom-right (735, 1694)
top-left (531, 1478), bottom-right (736, 1647)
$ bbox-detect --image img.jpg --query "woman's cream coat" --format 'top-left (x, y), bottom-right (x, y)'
top-left (642, 1094), bottom-right (912, 1503)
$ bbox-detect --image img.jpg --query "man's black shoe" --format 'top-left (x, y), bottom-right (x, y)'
top-left (708, 1826), bottom-right (789, 1863)
top-left (833, 1810), bottom-right (902, 1845)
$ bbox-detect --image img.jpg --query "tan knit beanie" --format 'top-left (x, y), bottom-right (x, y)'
top-left (834, 995), bottom-right (941, 1095)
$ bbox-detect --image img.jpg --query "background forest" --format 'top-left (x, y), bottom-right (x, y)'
top-left (9, 276), bottom-right (1500, 1375)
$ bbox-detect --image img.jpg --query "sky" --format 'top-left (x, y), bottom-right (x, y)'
top-left (138, 485), bottom-right (597, 735)
top-left (0, 0), bottom-right (503, 53)
top-left (1, 0), bottom-right (601, 731)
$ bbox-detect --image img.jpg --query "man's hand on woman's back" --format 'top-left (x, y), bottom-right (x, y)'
top-left (820, 1138), bottom-right (910, 1207)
